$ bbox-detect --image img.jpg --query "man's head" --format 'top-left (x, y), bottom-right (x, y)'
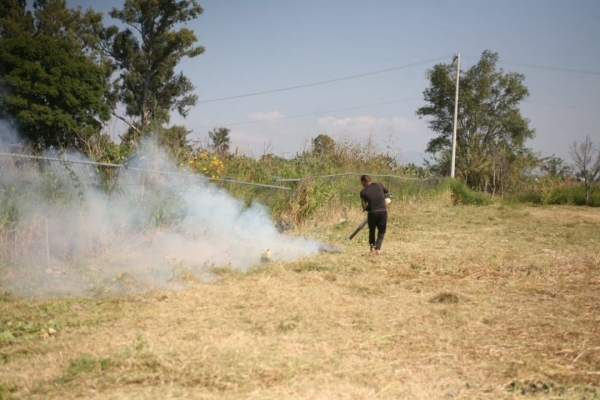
top-left (360, 175), bottom-right (371, 187)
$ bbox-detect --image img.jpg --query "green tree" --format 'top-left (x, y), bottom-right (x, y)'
top-left (0, 0), bottom-right (111, 151)
top-left (540, 155), bottom-right (571, 179)
top-left (0, 0), bottom-right (34, 37)
top-left (570, 136), bottom-right (600, 204)
top-left (208, 127), bottom-right (230, 156)
top-left (312, 134), bottom-right (335, 157)
top-left (1, 1), bottom-right (107, 62)
top-left (416, 50), bottom-right (535, 190)
top-left (99, 0), bottom-right (205, 142)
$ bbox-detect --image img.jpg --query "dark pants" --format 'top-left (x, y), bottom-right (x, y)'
top-left (368, 211), bottom-right (387, 250)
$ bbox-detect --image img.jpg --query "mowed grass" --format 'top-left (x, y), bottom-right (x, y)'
top-left (1, 195), bottom-right (599, 399)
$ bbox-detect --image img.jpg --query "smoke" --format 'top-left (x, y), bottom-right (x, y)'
top-left (0, 136), bottom-right (322, 297)
top-left (0, 120), bottom-right (21, 146)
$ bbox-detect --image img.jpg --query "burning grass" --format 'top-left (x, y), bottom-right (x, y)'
top-left (1, 195), bottom-right (599, 399)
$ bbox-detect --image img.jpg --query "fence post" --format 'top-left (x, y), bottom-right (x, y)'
top-left (45, 218), bottom-right (50, 264)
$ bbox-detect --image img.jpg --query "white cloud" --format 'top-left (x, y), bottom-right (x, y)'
top-left (186, 111), bottom-right (435, 164)
top-left (216, 114), bottom-right (436, 161)
top-left (246, 111), bottom-right (285, 122)
top-left (317, 115), bottom-right (421, 134)
top-left (230, 123), bottom-right (313, 158)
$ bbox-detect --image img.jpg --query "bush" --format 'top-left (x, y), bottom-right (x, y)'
top-left (505, 191), bottom-right (541, 205)
top-left (280, 178), bottom-right (334, 224)
top-left (443, 179), bottom-right (492, 205)
top-left (504, 184), bottom-right (600, 207)
top-left (186, 152), bottom-right (225, 179)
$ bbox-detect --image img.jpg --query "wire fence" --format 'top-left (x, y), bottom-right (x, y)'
top-left (276, 172), bottom-right (442, 189)
top-left (0, 152), bottom-right (444, 263)
top-left (0, 152), bottom-right (443, 213)
top-left (0, 152), bottom-right (292, 191)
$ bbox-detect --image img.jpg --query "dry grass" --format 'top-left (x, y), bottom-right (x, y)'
top-left (1, 195), bottom-right (599, 399)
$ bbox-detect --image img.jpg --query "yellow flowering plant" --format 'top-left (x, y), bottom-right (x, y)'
top-left (186, 152), bottom-right (225, 179)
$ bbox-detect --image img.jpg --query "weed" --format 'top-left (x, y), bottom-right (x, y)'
top-left (0, 382), bottom-right (17, 399)
top-left (1, 193), bottom-right (599, 399)
top-left (444, 179), bottom-right (492, 205)
top-left (429, 292), bottom-right (460, 304)
top-left (292, 261), bottom-right (326, 273)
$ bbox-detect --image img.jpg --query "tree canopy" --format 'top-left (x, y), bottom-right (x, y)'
top-left (0, 0), bottom-right (204, 154)
top-left (0, 0), bottom-right (110, 150)
top-left (0, 0), bottom-right (34, 38)
top-left (99, 0), bottom-right (205, 143)
top-left (208, 127), bottom-right (230, 156)
top-left (570, 136), bottom-right (600, 204)
top-left (312, 134), bottom-right (335, 157)
top-left (417, 50), bottom-right (536, 191)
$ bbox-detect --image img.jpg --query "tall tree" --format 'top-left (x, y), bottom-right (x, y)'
top-left (0, 0), bottom-right (34, 37)
top-left (208, 127), bottom-right (230, 156)
top-left (312, 134), bottom-right (335, 157)
top-left (0, 35), bottom-right (111, 149)
top-left (0, 0), bottom-right (110, 150)
top-left (99, 0), bottom-right (205, 143)
top-left (540, 155), bottom-right (571, 179)
top-left (416, 50), bottom-right (535, 190)
top-left (570, 136), bottom-right (600, 204)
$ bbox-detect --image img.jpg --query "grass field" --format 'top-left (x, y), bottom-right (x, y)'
top-left (1, 193), bottom-right (599, 399)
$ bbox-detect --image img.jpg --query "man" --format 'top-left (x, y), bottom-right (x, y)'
top-left (359, 175), bottom-right (389, 256)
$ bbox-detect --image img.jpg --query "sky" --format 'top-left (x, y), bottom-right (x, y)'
top-left (71, 0), bottom-right (600, 165)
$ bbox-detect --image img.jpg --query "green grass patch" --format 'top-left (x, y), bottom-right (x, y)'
top-left (292, 261), bottom-right (328, 273)
top-left (506, 184), bottom-right (600, 206)
top-left (441, 179), bottom-right (493, 205)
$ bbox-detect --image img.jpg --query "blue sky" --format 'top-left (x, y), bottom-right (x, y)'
top-left (72, 0), bottom-right (600, 165)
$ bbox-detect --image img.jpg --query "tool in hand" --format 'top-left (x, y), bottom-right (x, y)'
top-left (348, 216), bottom-right (368, 240)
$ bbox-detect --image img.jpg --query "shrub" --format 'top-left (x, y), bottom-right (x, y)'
top-left (280, 178), bottom-right (334, 223)
top-left (186, 152), bottom-right (225, 179)
top-left (443, 179), bottom-right (492, 205)
top-left (504, 183), bottom-right (600, 207)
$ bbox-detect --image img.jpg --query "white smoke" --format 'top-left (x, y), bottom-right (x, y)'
top-left (0, 120), bottom-right (21, 146)
top-left (0, 135), bottom-right (322, 297)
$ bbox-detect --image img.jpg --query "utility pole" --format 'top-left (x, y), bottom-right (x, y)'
top-left (450, 53), bottom-right (460, 178)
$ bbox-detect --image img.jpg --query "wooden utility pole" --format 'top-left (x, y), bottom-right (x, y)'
top-left (451, 53), bottom-right (460, 178)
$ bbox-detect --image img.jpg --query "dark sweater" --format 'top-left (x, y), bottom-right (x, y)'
top-left (360, 182), bottom-right (389, 213)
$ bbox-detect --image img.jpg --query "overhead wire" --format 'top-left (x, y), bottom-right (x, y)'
top-left (191, 97), bottom-right (600, 133)
top-left (190, 97), bottom-right (421, 131)
top-left (464, 57), bottom-right (600, 113)
top-left (196, 55), bottom-right (451, 104)
top-left (191, 96), bottom-right (599, 133)
top-left (523, 100), bottom-right (600, 112)
top-left (499, 61), bottom-right (600, 77)
top-left (189, 55), bottom-right (598, 132)
top-left (462, 55), bottom-right (600, 76)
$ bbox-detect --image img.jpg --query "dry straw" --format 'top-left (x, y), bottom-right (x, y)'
top-left (1, 194), bottom-right (599, 399)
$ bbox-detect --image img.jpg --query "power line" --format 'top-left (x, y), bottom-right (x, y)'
top-left (523, 100), bottom-right (600, 112)
top-left (197, 55), bottom-right (451, 104)
top-left (188, 52), bottom-right (599, 132)
top-left (463, 56), bottom-right (600, 76)
top-left (191, 97), bottom-right (421, 131)
top-left (198, 55), bottom-right (599, 107)
top-left (191, 96), bottom-right (599, 132)
top-left (500, 61), bottom-right (600, 77)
